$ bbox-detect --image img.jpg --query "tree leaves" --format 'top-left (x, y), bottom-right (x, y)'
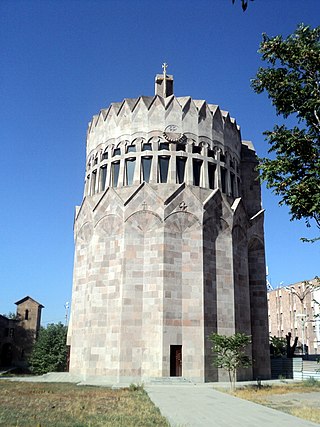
top-left (208, 332), bottom-right (252, 389)
top-left (232, 0), bottom-right (254, 12)
top-left (252, 24), bottom-right (320, 233)
top-left (29, 322), bottom-right (68, 375)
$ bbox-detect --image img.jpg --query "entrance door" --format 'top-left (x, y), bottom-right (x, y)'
top-left (170, 345), bottom-right (182, 377)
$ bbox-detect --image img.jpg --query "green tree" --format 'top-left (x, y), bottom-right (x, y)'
top-left (251, 24), bottom-right (320, 238)
top-left (29, 322), bottom-right (68, 374)
top-left (270, 336), bottom-right (287, 358)
top-left (208, 332), bottom-right (252, 390)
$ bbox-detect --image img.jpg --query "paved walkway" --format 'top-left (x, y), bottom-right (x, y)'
top-left (145, 384), bottom-right (319, 427)
top-left (1, 373), bottom-right (319, 427)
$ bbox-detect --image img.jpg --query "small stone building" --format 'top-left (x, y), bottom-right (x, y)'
top-left (0, 296), bottom-right (43, 367)
top-left (67, 70), bottom-right (271, 383)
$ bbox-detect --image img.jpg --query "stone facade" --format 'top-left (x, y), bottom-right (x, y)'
top-left (268, 279), bottom-right (320, 355)
top-left (67, 72), bottom-right (271, 382)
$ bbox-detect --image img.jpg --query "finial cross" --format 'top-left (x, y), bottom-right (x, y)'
top-left (162, 62), bottom-right (168, 77)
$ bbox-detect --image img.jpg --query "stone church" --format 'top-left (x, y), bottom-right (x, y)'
top-left (67, 68), bottom-right (271, 383)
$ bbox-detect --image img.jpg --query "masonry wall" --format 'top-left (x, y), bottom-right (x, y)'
top-left (68, 89), bottom-right (271, 382)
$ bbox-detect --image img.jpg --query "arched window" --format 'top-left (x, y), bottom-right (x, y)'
top-left (176, 157), bottom-right (186, 184)
top-left (111, 162), bottom-right (120, 187)
top-left (230, 172), bottom-right (235, 197)
top-left (193, 159), bottom-right (202, 186)
top-left (158, 156), bottom-right (169, 183)
top-left (100, 166), bottom-right (108, 191)
top-left (192, 146), bottom-right (202, 154)
top-left (102, 151), bottom-right (108, 160)
top-left (159, 142), bottom-right (169, 151)
top-left (208, 163), bottom-right (216, 189)
top-left (25, 309), bottom-right (29, 320)
top-left (142, 157), bottom-right (152, 183)
top-left (220, 167), bottom-right (226, 193)
top-left (208, 149), bottom-right (216, 159)
top-left (126, 145), bottom-right (136, 153)
top-left (113, 148), bottom-right (121, 157)
top-left (125, 159), bottom-right (136, 185)
top-left (91, 170), bottom-right (97, 194)
top-left (142, 143), bottom-right (152, 151)
top-left (176, 143), bottom-right (186, 152)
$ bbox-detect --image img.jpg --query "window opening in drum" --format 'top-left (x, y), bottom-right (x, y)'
top-left (176, 157), bottom-right (186, 184)
top-left (142, 143), bottom-right (152, 151)
top-left (193, 159), bottom-right (202, 186)
top-left (125, 158), bottom-right (136, 186)
top-left (159, 142), bottom-right (169, 151)
top-left (208, 163), bottom-right (216, 189)
top-left (111, 162), bottom-right (120, 187)
top-left (100, 166), bottom-right (107, 191)
top-left (91, 170), bottom-right (97, 195)
top-left (142, 157), bottom-right (152, 183)
top-left (159, 156), bottom-right (170, 183)
top-left (221, 167), bottom-right (226, 193)
top-left (127, 145), bottom-right (136, 153)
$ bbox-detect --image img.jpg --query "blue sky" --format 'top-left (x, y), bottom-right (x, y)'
top-left (1, 0), bottom-right (319, 325)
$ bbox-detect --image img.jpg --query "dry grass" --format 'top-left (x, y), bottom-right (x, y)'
top-left (230, 381), bottom-right (320, 424)
top-left (0, 381), bottom-right (170, 427)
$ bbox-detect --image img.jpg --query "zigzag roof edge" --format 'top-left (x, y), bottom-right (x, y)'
top-left (87, 96), bottom-right (242, 131)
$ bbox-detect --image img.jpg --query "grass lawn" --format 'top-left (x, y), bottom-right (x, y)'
top-left (0, 381), bottom-right (170, 427)
top-left (230, 380), bottom-right (320, 424)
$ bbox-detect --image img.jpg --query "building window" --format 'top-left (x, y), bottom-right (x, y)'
top-left (159, 156), bottom-right (170, 183)
top-left (126, 145), bottom-right (136, 153)
top-left (192, 146), bottom-right (202, 154)
top-left (142, 157), bottom-right (152, 183)
top-left (159, 142), bottom-right (169, 151)
top-left (94, 157), bottom-right (98, 165)
top-left (176, 157), bottom-right (186, 184)
top-left (142, 143), bottom-right (152, 151)
top-left (9, 328), bottom-right (14, 338)
top-left (125, 158), bottom-right (136, 186)
top-left (221, 167), bottom-right (226, 193)
top-left (220, 153), bottom-right (226, 163)
top-left (102, 151), bottom-right (108, 160)
top-left (25, 309), bottom-right (29, 320)
top-left (113, 148), bottom-right (121, 157)
top-left (91, 170), bottom-right (97, 195)
top-left (100, 166), bottom-right (107, 191)
top-left (230, 172), bottom-right (235, 197)
top-left (208, 163), bottom-right (216, 189)
top-left (193, 159), bottom-right (202, 186)
top-left (208, 149), bottom-right (216, 159)
top-left (111, 162), bottom-right (120, 187)
top-left (176, 143), bottom-right (186, 152)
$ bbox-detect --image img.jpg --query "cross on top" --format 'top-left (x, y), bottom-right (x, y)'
top-left (162, 62), bottom-right (168, 76)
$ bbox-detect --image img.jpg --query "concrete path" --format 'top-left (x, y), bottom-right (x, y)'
top-left (145, 384), bottom-right (319, 427)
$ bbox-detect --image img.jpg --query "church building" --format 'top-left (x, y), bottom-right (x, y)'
top-left (67, 68), bottom-right (271, 382)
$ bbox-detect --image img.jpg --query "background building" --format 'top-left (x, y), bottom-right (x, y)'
top-left (67, 70), bottom-right (271, 383)
top-left (0, 296), bottom-right (43, 367)
top-left (268, 279), bottom-right (320, 355)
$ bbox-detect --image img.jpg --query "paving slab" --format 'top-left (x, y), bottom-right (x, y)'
top-left (145, 384), bottom-right (319, 427)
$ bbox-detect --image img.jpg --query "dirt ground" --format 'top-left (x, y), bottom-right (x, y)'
top-left (263, 390), bottom-right (320, 410)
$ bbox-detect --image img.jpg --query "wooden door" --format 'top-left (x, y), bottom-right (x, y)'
top-left (170, 345), bottom-right (182, 377)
